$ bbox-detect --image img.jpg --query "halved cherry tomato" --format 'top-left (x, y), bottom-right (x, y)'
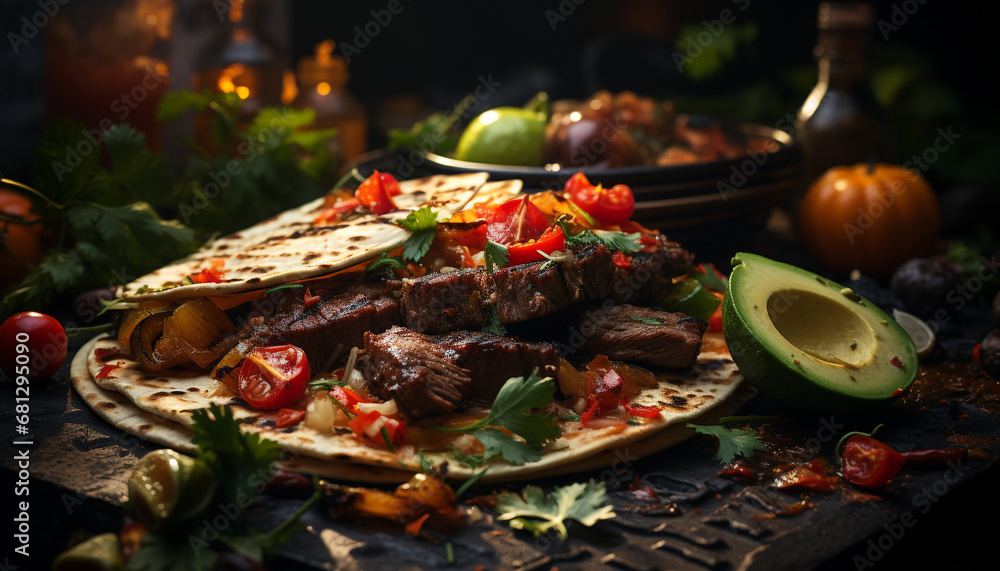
top-left (355, 170), bottom-right (398, 215)
top-left (564, 173), bottom-right (635, 226)
top-left (506, 225), bottom-right (566, 266)
top-left (838, 432), bottom-right (905, 489)
top-left (238, 345), bottom-right (311, 410)
top-left (348, 409), bottom-right (407, 448)
top-left (487, 195), bottom-right (549, 245)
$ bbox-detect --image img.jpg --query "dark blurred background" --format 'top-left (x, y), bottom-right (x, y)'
top-left (2, 0), bottom-right (998, 184)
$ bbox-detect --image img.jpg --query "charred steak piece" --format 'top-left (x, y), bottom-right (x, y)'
top-left (363, 326), bottom-right (560, 420)
top-left (240, 282), bottom-right (401, 372)
top-left (574, 304), bottom-right (707, 369)
top-left (399, 243), bottom-right (616, 334)
top-left (611, 234), bottom-right (695, 304)
top-left (361, 326), bottom-right (473, 421)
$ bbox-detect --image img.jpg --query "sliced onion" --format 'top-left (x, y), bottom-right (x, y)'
top-left (167, 298), bottom-right (236, 349)
top-left (117, 303), bottom-right (173, 346)
top-left (129, 313), bottom-right (190, 372)
top-left (356, 399), bottom-right (398, 416)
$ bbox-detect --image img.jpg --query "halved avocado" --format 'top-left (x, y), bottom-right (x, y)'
top-left (722, 252), bottom-right (917, 412)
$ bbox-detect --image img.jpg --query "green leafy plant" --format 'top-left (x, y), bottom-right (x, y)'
top-left (158, 89), bottom-right (338, 236)
top-left (1, 120), bottom-right (198, 315)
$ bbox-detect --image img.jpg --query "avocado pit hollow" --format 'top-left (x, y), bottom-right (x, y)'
top-left (766, 288), bottom-right (877, 369)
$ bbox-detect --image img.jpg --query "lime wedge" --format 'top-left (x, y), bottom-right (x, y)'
top-left (893, 309), bottom-right (935, 359)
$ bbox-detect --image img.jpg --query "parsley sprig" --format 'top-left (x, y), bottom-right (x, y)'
top-left (495, 480), bottom-right (616, 540)
top-left (687, 422), bottom-right (767, 464)
top-left (436, 370), bottom-right (561, 466)
top-left (555, 218), bottom-right (643, 253)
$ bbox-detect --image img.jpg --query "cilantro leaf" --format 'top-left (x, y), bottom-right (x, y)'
top-left (190, 404), bottom-right (281, 523)
top-left (397, 206), bottom-right (439, 232)
top-left (495, 480), bottom-right (616, 540)
top-left (363, 252), bottom-right (405, 279)
top-left (482, 305), bottom-right (507, 336)
top-left (437, 370), bottom-right (561, 465)
top-left (397, 207), bottom-right (439, 262)
top-left (484, 240), bottom-right (509, 273)
top-left (472, 427), bottom-right (543, 466)
top-left (562, 226), bottom-right (643, 253)
top-left (687, 423), bottom-right (766, 463)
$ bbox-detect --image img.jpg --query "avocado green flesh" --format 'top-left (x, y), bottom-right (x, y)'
top-left (723, 252), bottom-right (917, 411)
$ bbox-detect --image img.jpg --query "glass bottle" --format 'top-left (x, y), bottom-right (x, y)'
top-left (293, 40), bottom-right (368, 166)
top-left (795, 2), bottom-right (892, 195)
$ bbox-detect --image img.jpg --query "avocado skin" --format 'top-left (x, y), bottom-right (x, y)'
top-left (721, 253), bottom-right (917, 413)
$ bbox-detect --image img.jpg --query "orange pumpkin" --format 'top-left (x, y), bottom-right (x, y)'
top-left (798, 163), bottom-right (940, 279)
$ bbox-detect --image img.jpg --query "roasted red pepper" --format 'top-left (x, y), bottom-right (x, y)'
top-left (901, 447), bottom-right (968, 467)
top-left (836, 425), bottom-right (905, 489)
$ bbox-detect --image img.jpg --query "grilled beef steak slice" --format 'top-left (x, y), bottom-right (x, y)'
top-left (363, 326), bottom-right (560, 420)
top-left (242, 283), bottom-right (401, 372)
top-left (575, 304), bottom-right (707, 368)
top-left (399, 269), bottom-right (491, 333)
top-left (611, 234), bottom-right (695, 303)
top-left (362, 327), bottom-right (472, 421)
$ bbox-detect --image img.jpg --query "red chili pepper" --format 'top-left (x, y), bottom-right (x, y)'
top-left (718, 459), bottom-right (758, 483)
top-left (836, 425), bottom-right (905, 489)
top-left (505, 226), bottom-right (566, 266)
top-left (580, 399), bottom-right (599, 424)
top-left (96, 363), bottom-right (119, 379)
top-left (901, 447), bottom-right (968, 467)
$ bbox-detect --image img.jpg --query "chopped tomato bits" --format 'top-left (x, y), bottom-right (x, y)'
top-left (190, 259), bottom-right (226, 284)
top-left (355, 170), bottom-right (399, 215)
top-left (349, 409), bottom-right (407, 448)
top-left (275, 408), bottom-right (305, 428)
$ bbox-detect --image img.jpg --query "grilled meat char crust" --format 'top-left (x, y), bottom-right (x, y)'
top-left (575, 304), bottom-right (708, 369)
top-left (363, 326), bottom-right (560, 420)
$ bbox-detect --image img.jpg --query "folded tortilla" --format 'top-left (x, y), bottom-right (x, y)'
top-left (120, 172), bottom-right (490, 301)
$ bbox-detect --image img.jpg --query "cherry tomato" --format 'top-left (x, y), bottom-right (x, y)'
top-left (839, 433), bottom-right (905, 489)
top-left (486, 196), bottom-right (550, 245)
top-left (238, 345), bottom-right (310, 410)
top-left (505, 226), bottom-right (566, 266)
top-left (564, 172), bottom-right (592, 196)
top-left (355, 170), bottom-right (398, 215)
top-left (274, 408), bottom-right (305, 428)
top-left (0, 311), bottom-right (68, 381)
top-left (565, 175), bottom-right (635, 226)
top-left (1, 189), bottom-right (44, 287)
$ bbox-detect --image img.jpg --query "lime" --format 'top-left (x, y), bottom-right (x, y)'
top-left (892, 309), bottom-right (935, 359)
top-left (127, 449), bottom-right (215, 530)
top-left (454, 107), bottom-right (546, 166)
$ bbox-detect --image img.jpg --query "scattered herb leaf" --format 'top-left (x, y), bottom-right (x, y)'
top-left (687, 423), bottom-right (766, 464)
top-left (495, 480), bottom-right (616, 540)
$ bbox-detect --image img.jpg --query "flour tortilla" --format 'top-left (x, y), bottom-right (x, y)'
top-left (120, 172), bottom-right (489, 301)
top-left (78, 332), bottom-right (745, 482)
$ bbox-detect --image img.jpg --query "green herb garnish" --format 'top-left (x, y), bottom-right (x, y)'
top-left (686, 423), bottom-right (766, 464)
top-left (484, 240), bottom-right (509, 273)
top-left (495, 480), bottom-right (616, 540)
top-left (397, 206), bottom-right (439, 262)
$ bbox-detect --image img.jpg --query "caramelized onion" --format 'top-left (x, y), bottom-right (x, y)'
top-left (117, 303), bottom-right (173, 346)
top-left (162, 298), bottom-right (237, 369)
top-left (129, 313), bottom-right (189, 372)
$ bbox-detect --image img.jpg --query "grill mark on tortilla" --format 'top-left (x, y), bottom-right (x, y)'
top-left (668, 395), bottom-right (688, 408)
top-left (187, 387), bottom-right (200, 392)
top-left (303, 252), bottom-right (322, 262)
top-left (138, 424), bottom-right (152, 432)
top-left (95, 402), bottom-right (117, 410)
top-left (170, 390), bottom-right (187, 395)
